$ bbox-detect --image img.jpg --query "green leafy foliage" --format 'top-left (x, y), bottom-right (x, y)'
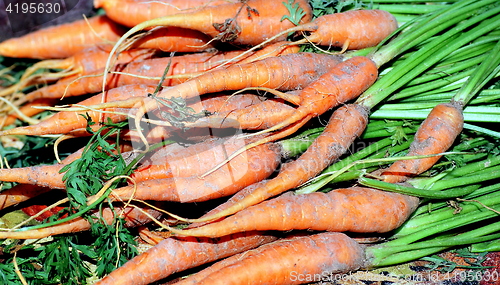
top-left (281, 0), bottom-right (307, 25)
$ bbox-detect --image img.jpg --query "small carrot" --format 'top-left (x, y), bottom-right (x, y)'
top-left (94, 231), bottom-right (277, 285)
top-left (0, 15), bottom-right (126, 59)
top-left (185, 103), bottom-right (369, 222)
top-left (0, 98), bottom-right (57, 127)
top-left (381, 101), bottom-right (464, 183)
top-left (0, 204), bottom-right (163, 240)
top-left (94, 0), bottom-right (237, 27)
top-left (172, 232), bottom-right (366, 285)
top-left (171, 187), bottom-right (419, 237)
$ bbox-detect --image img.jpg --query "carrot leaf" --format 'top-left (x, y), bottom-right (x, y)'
top-left (281, 0), bottom-right (307, 25)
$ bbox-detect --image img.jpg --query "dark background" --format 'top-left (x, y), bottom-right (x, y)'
top-left (0, 0), bottom-right (95, 42)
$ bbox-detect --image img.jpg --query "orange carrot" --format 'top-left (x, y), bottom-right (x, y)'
top-left (0, 204), bottom-right (163, 240)
top-left (382, 101), bottom-right (464, 184)
top-left (172, 187), bottom-right (419, 237)
top-left (0, 184), bottom-right (53, 210)
top-left (109, 140), bottom-right (281, 202)
top-left (0, 15), bottom-right (126, 59)
top-left (295, 9), bottom-right (398, 50)
top-left (95, 231), bottom-right (277, 285)
top-left (132, 27), bottom-right (215, 52)
top-left (186, 103), bottom-right (369, 222)
top-left (249, 56), bottom-right (378, 140)
top-left (0, 84), bottom-right (158, 137)
top-left (172, 232), bottom-right (366, 285)
top-left (94, 0), bottom-right (237, 28)
top-left (127, 52), bottom-right (343, 145)
top-left (0, 98), bottom-right (57, 127)
top-left (21, 46), bottom-right (297, 102)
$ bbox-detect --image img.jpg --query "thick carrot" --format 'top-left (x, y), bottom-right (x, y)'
top-left (291, 9), bottom-right (398, 50)
top-left (0, 15), bottom-right (126, 59)
top-left (0, 204), bottom-right (163, 240)
top-left (95, 231), bottom-right (277, 285)
top-left (381, 101), bottom-right (464, 183)
top-left (172, 187), bottom-right (419, 237)
top-left (0, 184), bottom-right (53, 210)
top-left (172, 232), bottom-right (366, 285)
top-left (94, 0), bottom-right (236, 27)
top-left (186, 103), bottom-right (369, 222)
top-left (109, 140), bottom-right (281, 202)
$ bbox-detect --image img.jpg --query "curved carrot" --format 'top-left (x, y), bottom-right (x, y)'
top-left (109, 140), bottom-right (281, 202)
top-left (0, 15), bottom-right (126, 59)
top-left (250, 56), bottom-right (378, 139)
top-left (0, 204), bottom-right (163, 240)
top-left (173, 187), bottom-right (419, 237)
top-left (94, 0), bottom-right (236, 27)
top-left (186, 103), bottom-right (369, 222)
top-left (173, 232), bottom-right (366, 285)
top-left (382, 101), bottom-right (464, 183)
top-left (95, 231), bottom-right (277, 285)
top-left (0, 184), bottom-right (53, 210)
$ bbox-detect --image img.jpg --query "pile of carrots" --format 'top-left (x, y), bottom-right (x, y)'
top-left (0, 0), bottom-right (499, 284)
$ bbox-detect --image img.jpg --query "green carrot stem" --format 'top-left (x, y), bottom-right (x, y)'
top-left (360, 4), bottom-right (500, 108)
top-left (394, 188), bottom-right (500, 238)
top-left (370, 106), bottom-right (500, 123)
top-left (430, 164), bottom-right (500, 191)
top-left (358, 177), bottom-right (476, 198)
top-left (374, 4), bottom-right (449, 15)
top-left (442, 154), bottom-right (500, 179)
top-left (452, 39), bottom-right (500, 104)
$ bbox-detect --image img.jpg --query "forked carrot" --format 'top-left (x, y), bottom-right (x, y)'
top-left (95, 231), bottom-right (277, 285)
top-left (381, 101), bottom-right (464, 183)
top-left (0, 15), bottom-right (126, 59)
top-left (185, 103), bottom-right (369, 223)
top-left (172, 232), bottom-right (366, 285)
top-left (171, 187), bottom-right (419, 237)
top-left (0, 204), bottom-right (163, 240)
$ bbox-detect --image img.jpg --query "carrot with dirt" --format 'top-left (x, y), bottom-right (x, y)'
top-left (0, 204), bottom-right (163, 239)
top-left (381, 32), bottom-right (500, 184)
top-left (94, 231), bottom-right (278, 285)
top-left (172, 232), bottom-right (366, 285)
top-left (0, 15), bottom-right (126, 59)
top-left (171, 187), bottom-right (419, 238)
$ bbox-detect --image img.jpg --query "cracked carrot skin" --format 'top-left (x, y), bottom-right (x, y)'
top-left (173, 232), bottom-right (367, 285)
top-left (95, 231), bottom-right (278, 285)
top-left (175, 187), bottom-right (420, 238)
top-left (382, 101), bottom-right (465, 184)
top-left (0, 15), bottom-right (125, 59)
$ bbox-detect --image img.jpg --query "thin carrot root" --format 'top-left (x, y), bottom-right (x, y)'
top-left (190, 103), bottom-right (370, 223)
top-left (172, 232), bottom-right (366, 285)
top-left (382, 101), bottom-right (465, 184)
top-left (0, 204), bottom-right (163, 240)
top-left (170, 187), bottom-right (419, 237)
top-left (95, 231), bottom-right (278, 285)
